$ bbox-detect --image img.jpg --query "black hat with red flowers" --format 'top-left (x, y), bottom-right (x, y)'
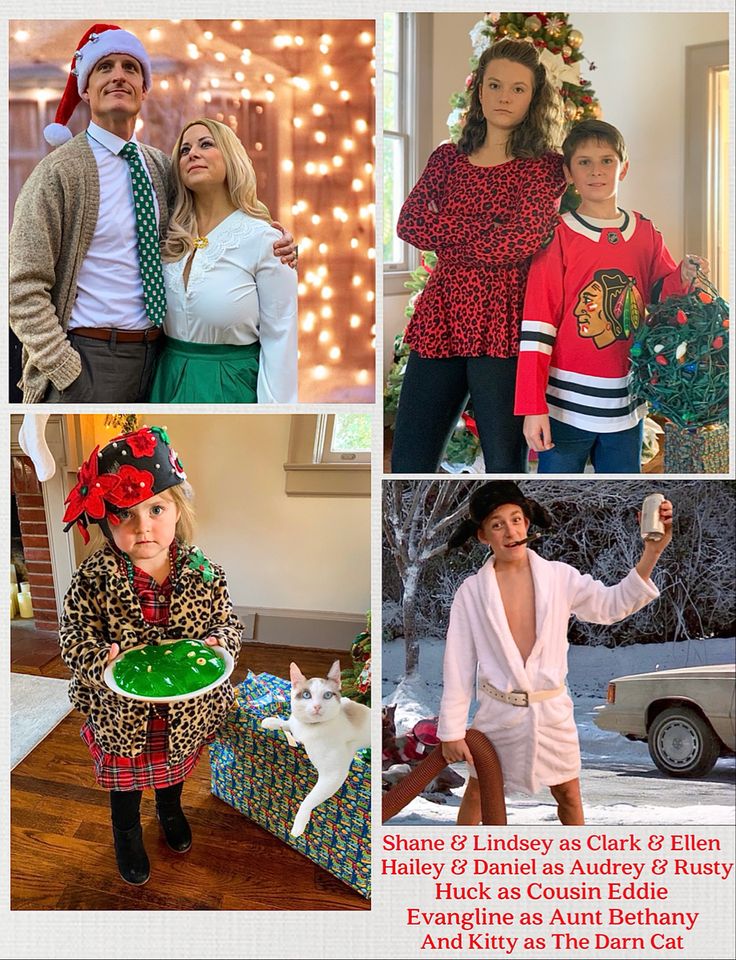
top-left (63, 425), bottom-right (186, 543)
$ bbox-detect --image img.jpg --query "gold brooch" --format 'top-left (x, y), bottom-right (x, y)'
top-left (193, 236), bottom-right (209, 249)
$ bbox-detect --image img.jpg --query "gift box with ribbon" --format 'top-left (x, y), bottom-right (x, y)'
top-left (209, 671), bottom-right (371, 898)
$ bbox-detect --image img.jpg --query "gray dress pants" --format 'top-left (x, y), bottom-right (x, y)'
top-left (45, 333), bottom-right (160, 403)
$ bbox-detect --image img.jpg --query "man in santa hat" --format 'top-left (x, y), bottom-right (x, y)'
top-left (9, 24), bottom-right (295, 403)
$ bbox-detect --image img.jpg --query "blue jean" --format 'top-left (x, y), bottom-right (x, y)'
top-left (537, 418), bottom-right (643, 474)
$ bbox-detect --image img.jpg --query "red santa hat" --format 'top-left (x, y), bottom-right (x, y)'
top-left (44, 24), bottom-right (152, 148)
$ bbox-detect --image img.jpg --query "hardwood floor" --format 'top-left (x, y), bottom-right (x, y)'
top-left (11, 635), bottom-right (370, 911)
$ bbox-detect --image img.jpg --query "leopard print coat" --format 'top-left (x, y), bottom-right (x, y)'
top-left (59, 542), bottom-right (243, 763)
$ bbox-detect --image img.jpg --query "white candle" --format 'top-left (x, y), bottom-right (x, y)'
top-left (18, 592), bottom-right (33, 618)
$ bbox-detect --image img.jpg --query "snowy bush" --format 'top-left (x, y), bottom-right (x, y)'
top-left (383, 480), bottom-right (735, 673)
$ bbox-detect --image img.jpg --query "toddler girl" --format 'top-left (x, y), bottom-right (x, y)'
top-left (59, 425), bottom-right (242, 884)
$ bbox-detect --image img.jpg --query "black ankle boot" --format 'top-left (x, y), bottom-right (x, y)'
top-left (156, 802), bottom-right (192, 853)
top-left (112, 823), bottom-right (150, 885)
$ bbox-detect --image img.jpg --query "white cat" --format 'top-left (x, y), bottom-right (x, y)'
top-left (262, 660), bottom-right (370, 838)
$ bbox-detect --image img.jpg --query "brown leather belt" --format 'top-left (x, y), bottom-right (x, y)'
top-left (69, 327), bottom-right (162, 343)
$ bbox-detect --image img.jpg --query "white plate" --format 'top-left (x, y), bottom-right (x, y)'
top-left (103, 640), bottom-right (234, 703)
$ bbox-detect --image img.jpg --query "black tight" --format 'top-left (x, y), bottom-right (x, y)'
top-left (109, 782), bottom-right (184, 830)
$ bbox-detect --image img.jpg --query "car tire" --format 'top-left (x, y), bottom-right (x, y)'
top-left (647, 705), bottom-right (720, 778)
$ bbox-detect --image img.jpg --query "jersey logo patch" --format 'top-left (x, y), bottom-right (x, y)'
top-left (574, 268), bottom-right (644, 349)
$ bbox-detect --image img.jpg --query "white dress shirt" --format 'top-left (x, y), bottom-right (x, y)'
top-left (69, 122), bottom-right (160, 331)
top-left (162, 211), bottom-right (299, 403)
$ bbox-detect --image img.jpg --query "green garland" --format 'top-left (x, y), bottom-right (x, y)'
top-left (630, 277), bottom-right (729, 429)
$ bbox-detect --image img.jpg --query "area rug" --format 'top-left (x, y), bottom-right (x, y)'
top-left (11, 674), bottom-right (72, 769)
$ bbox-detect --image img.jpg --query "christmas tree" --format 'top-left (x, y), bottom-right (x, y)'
top-left (384, 12), bottom-right (602, 468)
top-left (341, 613), bottom-right (371, 705)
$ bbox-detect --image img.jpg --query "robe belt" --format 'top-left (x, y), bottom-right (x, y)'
top-left (480, 680), bottom-right (566, 708)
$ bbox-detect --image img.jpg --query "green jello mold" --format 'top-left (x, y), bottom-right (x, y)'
top-left (112, 639), bottom-right (226, 698)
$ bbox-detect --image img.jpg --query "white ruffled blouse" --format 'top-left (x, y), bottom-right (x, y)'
top-left (162, 211), bottom-right (299, 403)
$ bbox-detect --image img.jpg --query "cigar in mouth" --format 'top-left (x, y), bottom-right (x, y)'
top-left (508, 532), bottom-right (543, 547)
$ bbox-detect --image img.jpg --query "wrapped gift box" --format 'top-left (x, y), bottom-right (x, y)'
top-left (210, 671), bottom-right (371, 898)
top-left (664, 422), bottom-right (729, 474)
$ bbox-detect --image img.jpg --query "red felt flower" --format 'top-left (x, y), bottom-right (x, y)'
top-left (62, 446), bottom-right (122, 525)
top-left (105, 464), bottom-right (155, 508)
top-left (125, 428), bottom-right (158, 458)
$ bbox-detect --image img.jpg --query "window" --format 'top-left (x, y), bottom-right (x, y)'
top-left (382, 14), bottom-right (433, 295)
top-left (383, 12), bottom-right (411, 273)
top-left (684, 41), bottom-right (729, 295)
top-left (284, 415), bottom-right (370, 496)
top-left (710, 65), bottom-right (728, 293)
top-left (318, 413), bottom-right (371, 464)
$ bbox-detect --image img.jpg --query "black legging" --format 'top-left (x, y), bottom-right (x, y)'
top-left (390, 352), bottom-right (527, 474)
top-left (110, 782), bottom-right (184, 830)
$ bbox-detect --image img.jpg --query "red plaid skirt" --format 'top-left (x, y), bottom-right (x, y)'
top-left (81, 710), bottom-right (209, 791)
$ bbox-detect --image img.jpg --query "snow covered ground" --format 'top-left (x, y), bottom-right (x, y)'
top-left (383, 634), bottom-right (736, 826)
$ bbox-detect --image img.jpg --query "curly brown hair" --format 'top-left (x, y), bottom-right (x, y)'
top-left (458, 39), bottom-right (563, 159)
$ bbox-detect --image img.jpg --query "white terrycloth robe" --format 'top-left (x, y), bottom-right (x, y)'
top-left (437, 550), bottom-right (660, 795)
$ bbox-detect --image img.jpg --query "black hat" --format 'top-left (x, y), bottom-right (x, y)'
top-left (62, 425), bottom-right (186, 543)
top-left (447, 481), bottom-right (553, 550)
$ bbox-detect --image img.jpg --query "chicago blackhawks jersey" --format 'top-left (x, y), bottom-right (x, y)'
top-left (514, 209), bottom-right (685, 433)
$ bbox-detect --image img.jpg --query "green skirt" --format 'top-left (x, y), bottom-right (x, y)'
top-left (150, 338), bottom-right (260, 404)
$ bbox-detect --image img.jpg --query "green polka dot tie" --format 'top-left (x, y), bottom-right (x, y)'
top-left (121, 142), bottom-right (166, 328)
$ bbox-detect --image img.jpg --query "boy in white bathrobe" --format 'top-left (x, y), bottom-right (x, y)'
top-left (438, 481), bottom-right (672, 825)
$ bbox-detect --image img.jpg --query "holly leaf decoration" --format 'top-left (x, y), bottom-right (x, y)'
top-left (187, 548), bottom-right (215, 584)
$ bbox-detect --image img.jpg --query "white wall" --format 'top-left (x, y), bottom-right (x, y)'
top-left (574, 12), bottom-right (728, 257)
top-left (431, 13), bottom-right (483, 150)
top-left (383, 12), bottom-right (730, 379)
top-left (86, 415), bottom-right (370, 615)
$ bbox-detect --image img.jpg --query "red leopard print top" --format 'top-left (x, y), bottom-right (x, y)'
top-left (397, 143), bottom-right (566, 358)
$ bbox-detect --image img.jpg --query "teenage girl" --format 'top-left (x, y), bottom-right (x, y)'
top-left (391, 39), bottom-right (566, 473)
top-left (59, 426), bottom-right (242, 884)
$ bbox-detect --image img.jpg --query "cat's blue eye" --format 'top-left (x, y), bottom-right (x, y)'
top-left (323, 691), bottom-right (334, 699)
top-left (301, 691), bottom-right (311, 699)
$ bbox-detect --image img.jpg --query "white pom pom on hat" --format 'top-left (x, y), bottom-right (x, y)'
top-left (43, 122), bottom-right (74, 147)
top-left (43, 23), bottom-right (152, 148)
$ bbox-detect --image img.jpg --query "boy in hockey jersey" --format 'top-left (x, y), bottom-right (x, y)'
top-left (514, 119), bottom-right (708, 472)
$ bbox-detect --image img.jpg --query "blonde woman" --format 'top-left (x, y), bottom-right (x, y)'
top-left (150, 119), bottom-right (298, 403)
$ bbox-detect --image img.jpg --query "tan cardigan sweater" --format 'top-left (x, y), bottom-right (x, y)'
top-left (9, 132), bottom-right (171, 403)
